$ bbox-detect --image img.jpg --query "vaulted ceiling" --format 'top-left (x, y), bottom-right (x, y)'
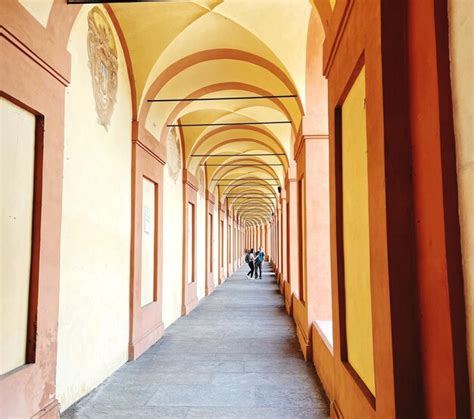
top-left (110, 0), bottom-right (327, 226)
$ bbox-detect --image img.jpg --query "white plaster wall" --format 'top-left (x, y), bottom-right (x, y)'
top-left (0, 98), bottom-right (35, 375)
top-left (141, 178), bottom-right (156, 307)
top-left (18, 0), bottom-right (53, 28)
top-left (162, 169), bottom-right (183, 328)
top-left (448, 0), bottom-right (474, 413)
top-left (196, 191), bottom-right (206, 299)
top-left (57, 5), bottom-right (132, 410)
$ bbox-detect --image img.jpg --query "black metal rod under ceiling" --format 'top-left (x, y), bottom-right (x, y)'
top-left (229, 194), bottom-right (275, 198)
top-left (148, 94), bottom-right (297, 103)
top-left (213, 177), bottom-right (279, 181)
top-left (218, 185), bottom-right (280, 188)
top-left (219, 182), bottom-right (279, 184)
top-left (191, 153), bottom-right (286, 157)
top-left (203, 163), bottom-right (283, 167)
top-left (167, 121), bottom-right (291, 128)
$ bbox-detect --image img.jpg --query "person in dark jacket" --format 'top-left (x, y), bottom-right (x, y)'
top-left (254, 247), bottom-right (265, 279)
top-left (246, 248), bottom-right (255, 279)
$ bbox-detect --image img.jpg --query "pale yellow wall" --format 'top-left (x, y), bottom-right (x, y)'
top-left (57, 5), bottom-right (132, 410)
top-left (18, 0), bottom-right (53, 28)
top-left (341, 66), bottom-right (376, 395)
top-left (0, 98), bottom-right (35, 375)
top-left (162, 168), bottom-right (183, 328)
top-left (448, 0), bottom-right (474, 413)
top-left (196, 190), bottom-right (206, 299)
top-left (141, 178), bottom-right (156, 307)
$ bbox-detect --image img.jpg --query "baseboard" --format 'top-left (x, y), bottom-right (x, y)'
top-left (182, 297), bottom-right (198, 315)
top-left (32, 399), bottom-right (60, 419)
top-left (295, 321), bottom-right (311, 361)
top-left (284, 283), bottom-right (292, 315)
top-left (205, 277), bottom-right (215, 296)
top-left (331, 400), bottom-right (344, 418)
top-left (128, 322), bottom-right (164, 360)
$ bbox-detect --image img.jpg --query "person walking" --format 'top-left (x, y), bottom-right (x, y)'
top-left (246, 248), bottom-right (255, 279)
top-left (254, 246), bottom-right (265, 279)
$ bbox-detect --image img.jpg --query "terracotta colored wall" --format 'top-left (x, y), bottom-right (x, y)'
top-left (17, 0), bottom-right (53, 28)
top-left (448, 0), bottom-right (474, 414)
top-left (56, 4), bottom-right (132, 410)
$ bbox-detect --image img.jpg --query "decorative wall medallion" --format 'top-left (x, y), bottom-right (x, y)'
top-left (167, 127), bottom-right (181, 182)
top-left (197, 167), bottom-right (205, 197)
top-left (87, 7), bottom-right (118, 130)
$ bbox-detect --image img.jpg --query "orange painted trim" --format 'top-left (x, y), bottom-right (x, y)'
top-left (139, 48), bottom-right (304, 123)
top-left (322, 0), bottom-right (355, 76)
top-left (205, 191), bottom-right (215, 296)
top-left (182, 169), bottom-right (198, 314)
top-left (104, 4), bottom-right (137, 121)
top-left (2, 0), bottom-right (72, 85)
top-left (160, 81), bottom-right (298, 144)
top-left (0, 28), bottom-right (66, 418)
top-left (193, 138), bottom-right (288, 170)
top-left (129, 131), bottom-right (165, 360)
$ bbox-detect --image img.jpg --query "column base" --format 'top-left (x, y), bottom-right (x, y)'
top-left (129, 322), bottom-right (164, 360)
top-left (182, 297), bottom-right (198, 315)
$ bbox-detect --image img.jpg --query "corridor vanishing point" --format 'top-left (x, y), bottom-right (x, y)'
top-left (0, 0), bottom-right (472, 418)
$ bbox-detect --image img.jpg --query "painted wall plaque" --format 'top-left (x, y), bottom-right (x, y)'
top-left (87, 7), bottom-right (118, 130)
top-left (167, 127), bottom-right (182, 182)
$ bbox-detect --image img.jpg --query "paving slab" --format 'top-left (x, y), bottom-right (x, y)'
top-left (62, 264), bottom-right (329, 418)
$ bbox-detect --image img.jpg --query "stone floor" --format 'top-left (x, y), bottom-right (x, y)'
top-left (63, 264), bottom-right (329, 418)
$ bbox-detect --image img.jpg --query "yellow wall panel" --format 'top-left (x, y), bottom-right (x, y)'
top-left (341, 66), bottom-right (376, 395)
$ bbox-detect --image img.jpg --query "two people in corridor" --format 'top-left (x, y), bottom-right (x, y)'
top-left (245, 247), bottom-right (265, 279)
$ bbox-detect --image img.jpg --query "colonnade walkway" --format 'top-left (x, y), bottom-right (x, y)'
top-left (63, 264), bottom-right (329, 418)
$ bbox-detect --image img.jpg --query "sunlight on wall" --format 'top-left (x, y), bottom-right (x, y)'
top-left (162, 168), bottom-right (183, 328)
top-left (449, 0), bottom-right (474, 413)
top-left (196, 189), bottom-right (206, 299)
top-left (57, 5), bottom-right (132, 410)
top-left (342, 66), bottom-right (376, 395)
top-left (0, 98), bottom-right (35, 375)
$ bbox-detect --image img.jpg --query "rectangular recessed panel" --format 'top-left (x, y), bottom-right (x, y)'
top-left (341, 66), bottom-right (376, 395)
top-left (220, 220), bottom-right (224, 268)
top-left (0, 98), bottom-right (35, 374)
top-left (298, 178), bottom-right (306, 301)
top-left (208, 213), bottom-right (213, 273)
top-left (141, 178), bottom-right (156, 306)
top-left (187, 202), bottom-right (194, 284)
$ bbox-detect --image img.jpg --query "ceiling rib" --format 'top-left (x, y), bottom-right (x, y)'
top-left (203, 163), bottom-right (283, 167)
top-left (148, 94), bottom-right (297, 103)
top-left (167, 121), bottom-right (291, 128)
top-left (191, 153), bottom-right (285, 157)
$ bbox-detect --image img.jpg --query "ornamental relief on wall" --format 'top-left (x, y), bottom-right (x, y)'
top-left (167, 127), bottom-right (182, 182)
top-left (197, 167), bottom-right (205, 197)
top-left (87, 7), bottom-right (118, 130)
